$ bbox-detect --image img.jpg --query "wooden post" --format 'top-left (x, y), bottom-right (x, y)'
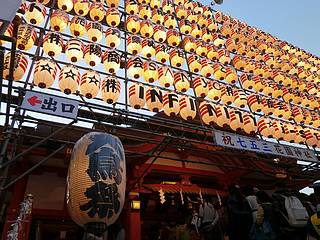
top-left (127, 192), bottom-right (141, 240)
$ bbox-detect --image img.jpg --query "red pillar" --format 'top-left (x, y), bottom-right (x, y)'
top-left (127, 192), bottom-right (141, 240)
top-left (1, 162), bottom-right (29, 240)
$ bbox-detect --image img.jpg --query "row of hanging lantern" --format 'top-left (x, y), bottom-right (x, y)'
top-left (30, 0), bottom-right (121, 27)
top-left (32, 58), bottom-right (121, 104)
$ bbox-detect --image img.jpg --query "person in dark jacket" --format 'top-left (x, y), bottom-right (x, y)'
top-left (226, 185), bottom-right (252, 240)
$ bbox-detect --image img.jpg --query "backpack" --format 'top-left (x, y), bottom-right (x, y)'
top-left (282, 195), bottom-right (309, 227)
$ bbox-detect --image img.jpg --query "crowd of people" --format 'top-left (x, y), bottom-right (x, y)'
top-left (153, 185), bottom-right (320, 240)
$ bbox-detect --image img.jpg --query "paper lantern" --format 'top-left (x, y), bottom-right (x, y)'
top-left (106, 0), bottom-right (120, 7)
top-left (291, 106), bottom-right (305, 124)
top-left (229, 110), bottom-right (243, 132)
top-left (272, 120), bottom-right (285, 140)
top-left (190, 23), bottom-right (201, 39)
top-left (225, 67), bottom-right (237, 85)
top-left (163, 92), bottom-right (180, 117)
top-left (103, 50), bottom-right (121, 74)
top-left (199, 101), bottom-right (216, 126)
top-left (89, 2), bottom-right (104, 22)
top-left (150, 0), bottom-right (160, 9)
top-left (161, 0), bottom-right (173, 13)
top-left (101, 76), bottom-right (121, 104)
top-left (153, 25), bottom-right (166, 43)
top-left (84, 43), bottom-right (102, 67)
top-left (42, 32), bottom-right (64, 57)
top-left (195, 41), bottom-right (207, 57)
top-left (140, 20), bottom-right (153, 38)
top-left (236, 43), bottom-right (247, 56)
top-left (301, 94), bottom-right (311, 108)
top-left (176, 5), bottom-right (187, 20)
top-left (218, 49), bottom-right (231, 66)
top-left (248, 94), bottom-right (263, 113)
top-left (253, 63), bottom-right (264, 77)
top-left (311, 112), bottom-right (320, 128)
top-left (232, 56), bottom-right (245, 71)
top-left (125, 0), bottom-right (139, 15)
top-left (127, 35), bottom-right (142, 55)
top-left (302, 108), bottom-right (313, 125)
top-left (155, 44), bottom-right (169, 63)
top-left (141, 38), bottom-right (156, 58)
top-left (26, 2), bottom-right (46, 25)
top-left (167, 30), bottom-right (180, 47)
top-left (33, 58), bottom-right (57, 88)
top-left (58, 65), bottom-right (80, 94)
top-left (152, 9), bottom-right (164, 25)
top-left (203, 6), bottom-right (213, 19)
top-left (70, 16), bottom-right (87, 37)
top-left (262, 66), bottom-right (273, 80)
top-left (17, 24), bottom-right (37, 51)
top-left (213, 64), bottom-right (225, 80)
top-left (183, 36), bottom-right (196, 53)
top-left (309, 96), bottom-right (319, 110)
top-left (215, 105), bottom-right (230, 128)
top-left (164, 14), bottom-right (176, 29)
top-left (212, 34), bottom-right (225, 48)
top-left (105, 28), bottom-right (121, 48)
top-left (129, 83), bottom-right (145, 109)
top-left (263, 54), bottom-right (274, 68)
top-left (106, 8), bottom-right (121, 27)
top-left (293, 126), bottom-right (305, 145)
top-left (169, 49), bottom-right (184, 68)
top-left (187, 55), bottom-right (202, 73)
top-left (184, 0), bottom-right (194, 11)
top-left (80, 70), bottom-right (101, 99)
top-left (143, 61), bottom-right (158, 83)
top-left (186, 10), bottom-right (197, 24)
top-left (67, 132), bottom-right (126, 231)
top-left (86, 21), bottom-right (103, 43)
top-left (220, 24), bottom-right (232, 38)
top-left (65, 38), bottom-right (84, 63)
top-left (201, 28), bottom-right (213, 43)
top-left (305, 129), bottom-right (317, 147)
top-left (179, 95), bottom-right (197, 120)
top-left (207, 45), bottom-right (219, 61)
top-left (243, 113), bottom-right (257, 135)
top-left (208, 81), bottom-right (222, 102)
top-left (173, 0), bottom-right (184, 6)
top-left (158, 66), bottom-right (174, 87)
top-left (272, 71), bottom-right (285, 85)
top-left (197, 14), bottom-right (208, 28)
top-left (146, 87), bottom-right (163, 112)
top-left (193, 77), bottom-right (208, 98)
top-left (50, 9), bottom-right (69, 32)
top-left (225, 38), bottom-right (237, 53)
top-left (261, 97), bottom-right (275, 116)
top-left (243, 59), bottom-right (254, 73)
top-left (57, 0), bottom-right (73, 12)
top-left (200, 58), bottom-right (213, 78)
top-left (194, 2), bottom-right (203, 14)
top-left (257, 117), bottom-right (274, 138)
top-left (139, 5), bottom-right (152, 20)
top-left (252, 75), bottom-right (264, 93)
top-left (0, 24), bottom-right (13, 46)
top-left (271, 83), bottom-right (283, 99)
top-left (239, 73), bottom-right (253, 90)
top-left (73, 0), bottom-right (90, 16)
top-left (282, 87), bottom-right (293, 103)
top-left (282, 123), bottom-right (295, 143)
top-left (233, 89), bottom-right (247, 108)
top-left (2, 52), bottom-right (28, 81)
top-left (126, 15), bottom-right (140, 34)
top-left (207, 18), bottom-right (218, 33)
top-left (221, 86), bottom-right (234, 105)
top-left (127, 56), bottom-right (144, 79)
top-left (174, 72), bottom-right (190, 92)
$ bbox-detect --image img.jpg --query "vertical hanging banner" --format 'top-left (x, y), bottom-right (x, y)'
top-left (214, 131), bottom-right (318, 162)
top-left (21, 90), bottom-right (79, 119)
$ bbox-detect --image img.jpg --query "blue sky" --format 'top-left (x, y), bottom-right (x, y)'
top-left (208, 0), bottom-right (319, 56)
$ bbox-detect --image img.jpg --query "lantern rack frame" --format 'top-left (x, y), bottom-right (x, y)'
top-left (1, 0), bottom-right (320, 221)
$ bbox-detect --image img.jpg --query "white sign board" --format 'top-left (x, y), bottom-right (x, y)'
top-left (214, 131), bottom-right (318, 162)
top-left (21, 91), bottom-right (79, 119)
top-left (0, 0), bottom-right (21, 23)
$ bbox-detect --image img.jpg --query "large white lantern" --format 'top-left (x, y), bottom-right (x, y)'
top-left (80, 70), bottom-right (101, 99)
top-left (33, 58), bottom-right (57, 88)
top-left (58, 65), bottom-right (80, 94)
top-left (101, 76), bottom-right (121, 104)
